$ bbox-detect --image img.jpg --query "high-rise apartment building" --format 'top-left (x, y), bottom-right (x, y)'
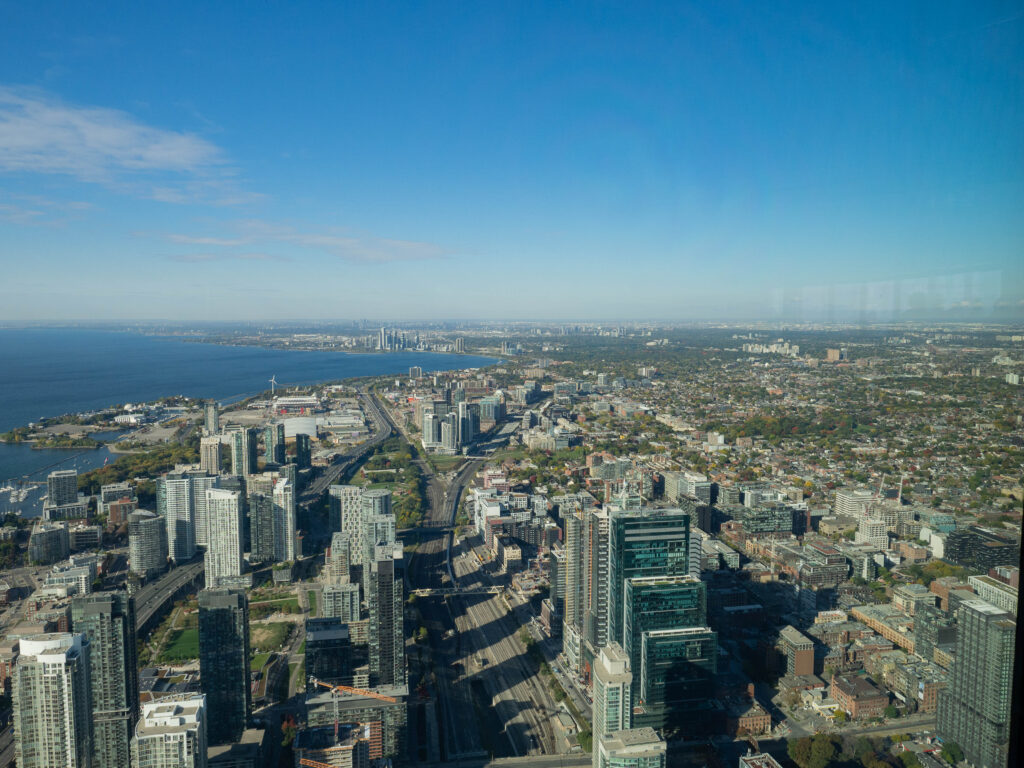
top-left (198, 589), bottom-right (251, 744)
top-left (247, 491), bottom-right (275, 564)
top-left (264, 422), bottom-right (285, 465)
top-left (131, 695), bottom-right (207, 768)
top-left (559, 505), bottom-right (586, 676)
top-left (293, 432), bottom-right (312, 469)
top-left (128, 510), bottom-right (168, 579)
top-left (423, 413), bottom-right (441, 446)
top-left (855, 517), bottom-right (889, 550)
top-left (190, 473), bottom-right (219, 548)
top-left (204, 400), bottom-right (219, 435)
top-left (205, 488), bottom-right (244, 587)
top-left (360, 488), bottom-right (393, 570)
top-left (593, 643), bottom-right (632, 761)
top-left (596, 727), bottom-right (666, 768)
top-left (329, 484), bottom-right (362, 534)
top-left (368, 543), bottom-right (404, 687)
top-left (458, 401), bottom-right (477, 445)
top-left (272, 478), bottom-right (296, 562)
top-left (13, 633), bottom-right (93, 768)
top-left (29, 520), bottom-right (71, 564)
top-left (937, 600), bottom-right (1016, 768)
top-left (70, 592), bottom-right (138, 768)
top-left (48, 469), bottom-right (80, 507)
top-left (363, 513), bottom-right (397, 572)
top-left (199, 436), bottom-right (222, 475)
top-left (159, 475), bottom-right (195, 563)
top-left (585, 508), bottom-right (612, 650)
top-left (564, 508), bottom-right (584, 628)
top-left (227, 426), bottom-right (258, 477)
top-left (834, 488), bottom-right (874, 517)
top-left (326, 531), bottom-right (352, 584)
top-left (322, 583), bottom-right (361, 622)
top-left (304, 617), bottom-right (352, 692)
top-left (441, 412), bottom-right (459, 452)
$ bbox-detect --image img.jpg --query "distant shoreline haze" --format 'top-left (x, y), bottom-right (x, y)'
top-left (0, 328), bottom-right (497, 434)
top-left (0, 328), bottom-right (496, 486)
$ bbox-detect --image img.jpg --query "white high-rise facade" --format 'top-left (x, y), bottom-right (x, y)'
top-left (593, 643), bottom-right (632, 761)
top-left (272, 479), bottom-right (296, 562)
top-left (191, 474), bottom-right (219, 548)
top-left (13, 633), bottom-right (93, 768)
top-left (596, 727), bottom-right (666, 768)
top-left (131, 695), bottom-right (207, 768)
top-left (160, 477), bottom-right (195, 563)
top-left (325, 531), bottom-right (351, 585)
top-left (360, 489), bottom-right (395, 573)
top-left (205, 489), bottom-right (243, 587)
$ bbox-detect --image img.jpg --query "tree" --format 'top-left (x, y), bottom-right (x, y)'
top-left (940, 742), bottom-right (964, 765)
top-left (788, 737), bottom-right (813, 767)
top-left (884, 704), bottom-right (899, 719)
top-left (788, 734), bottom-right (840, 768)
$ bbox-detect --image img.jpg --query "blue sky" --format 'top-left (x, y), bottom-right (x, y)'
top-left (1, 2), bottom-right (1021, 321)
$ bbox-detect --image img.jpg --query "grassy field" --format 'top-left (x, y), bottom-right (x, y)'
top-left (251, 652), bottom-right (271, 672)
top-left (250, 622), bottom-right (292, 652)
top-left (307, 590), bottom-right (317, 617)
top-left (159, 628), bottom-right (199, 662)
top-left (489, 446), bottom-right (530, 462)
top-left (427, 455), bottom-right (465, 472)
top-left (250, 597), bottom-right (301, 619)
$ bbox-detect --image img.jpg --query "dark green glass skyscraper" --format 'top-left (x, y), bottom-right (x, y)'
top-left (622, 574), bottom-right (716, 735)
top-left (198, 588), bottom-right (252, 744)
top-left (293, 432), bottom-right (312, 470)
top-left (70, 592), bottom-right (138, 768)
top-left (623, 576), bottom-right (705, 686)
top-left (637, 627), bottom-right (717, 735)
top-left (608, 508), bottom-right (692, 646)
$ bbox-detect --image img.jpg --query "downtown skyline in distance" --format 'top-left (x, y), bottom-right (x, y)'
top-left (1, 2), bottom-right (1022, 322)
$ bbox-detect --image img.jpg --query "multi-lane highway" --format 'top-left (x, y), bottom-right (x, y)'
top-left (133, 559), bottom-right (205, 633)
top-left (300, 391), bottom-right (392, 505)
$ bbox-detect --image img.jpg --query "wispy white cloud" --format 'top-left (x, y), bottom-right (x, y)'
top-left (168, 251), bottom-right (288, 263)
top-left (158, 219), bottom-right (448, 263)
top-left (0, 192), bottom-right (94, 225)
top-left (0, 85), bottom-right (250, 204)
top-left (166, 234), bottom-right (247, 246)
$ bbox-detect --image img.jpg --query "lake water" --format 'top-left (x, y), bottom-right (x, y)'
top-left (0, 328), bottom-right (496, 511)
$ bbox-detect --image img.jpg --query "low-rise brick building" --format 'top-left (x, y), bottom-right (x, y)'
top-left (830, 673), bottom-right (888, 719)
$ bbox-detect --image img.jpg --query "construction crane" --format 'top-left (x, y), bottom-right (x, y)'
top-left (311, 678), bottom-right (397, 703)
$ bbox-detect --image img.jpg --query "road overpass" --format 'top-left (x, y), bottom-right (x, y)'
top-left (133, 560), bottom-right (205, 635)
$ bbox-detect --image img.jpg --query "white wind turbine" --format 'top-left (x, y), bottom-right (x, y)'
top-left (269, 375), bottom-right (278, 396)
